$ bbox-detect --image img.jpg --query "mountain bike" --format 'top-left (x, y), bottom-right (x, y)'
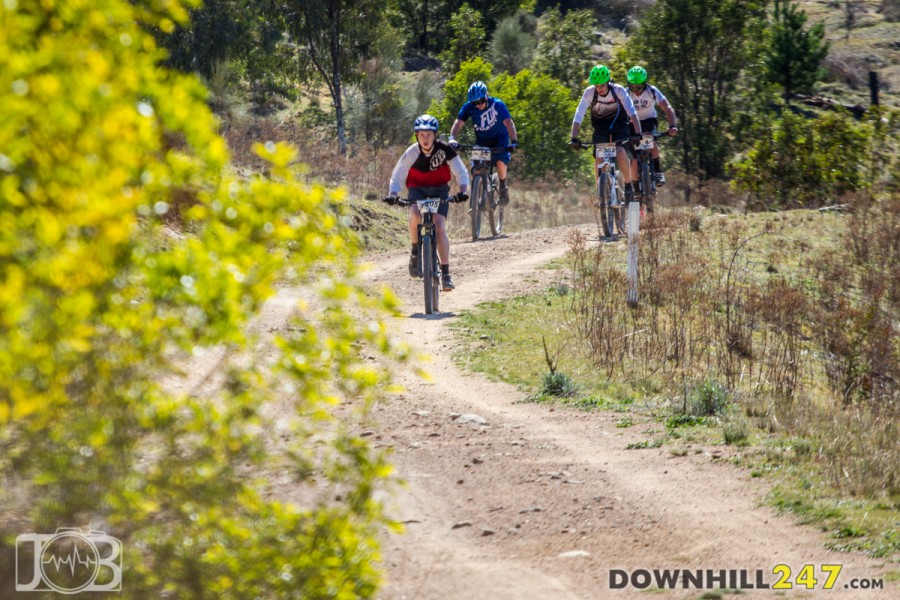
top-left (631, 131), bottom-right (667, 216)
top-left (458, 145), bottom-right (508, 240)
top-left (383, 196), bottom-right (449, 314)
top-left (572, 138), bottom-right (625, 240)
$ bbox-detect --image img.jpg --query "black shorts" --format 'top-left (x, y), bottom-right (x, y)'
top-left (592, 123), bottom-right (633, 160)
top-left (409, 185), bottom-right (450, 218)
top-left (630, 118), bottom-right (658, 136)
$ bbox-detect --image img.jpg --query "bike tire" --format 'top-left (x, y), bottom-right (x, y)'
top-left (488, 172), bottom-right (503, 236)
top-left (597, 173), bottom-right (614, 238)
top-left (423, 234), bottom-right (435, 314)
top-left (470, 174), bottom-right (484, 241)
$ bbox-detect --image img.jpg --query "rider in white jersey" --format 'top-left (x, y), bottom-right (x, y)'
top-left (626, 66), bottom-right (678, 186)
top-left (569, 65), bottom-right (643, 204)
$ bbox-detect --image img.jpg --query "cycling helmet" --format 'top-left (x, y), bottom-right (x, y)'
top-left (413, 114), bottom-right (439, 132)
top-left (467, 81), bottom-right (488, 103)
top-left (589, 65), bottom-right (610, 85)
top-left (627, 66), bottom-right (648, 85)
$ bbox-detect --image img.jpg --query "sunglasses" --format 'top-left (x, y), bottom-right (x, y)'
top-left (474, 99), bottom-right (487, 106)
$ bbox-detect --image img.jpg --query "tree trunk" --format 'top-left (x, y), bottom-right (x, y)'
top-left (420, 0), bottom-right (428, 52)
top-left (330, 1), bottom-right (347, 155)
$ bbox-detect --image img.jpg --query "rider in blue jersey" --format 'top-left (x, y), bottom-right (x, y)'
top-left (448, 81), bottom-right (519, 206)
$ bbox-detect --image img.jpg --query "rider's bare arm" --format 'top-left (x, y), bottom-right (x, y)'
top-left (449, 118), bottom-right (465, 141)
top-left (504, 118), bottom-right (517, 142)
top-left (660, 99), bottom-right (678, 132)
top-left (448, 155), bottom-right (470, 194)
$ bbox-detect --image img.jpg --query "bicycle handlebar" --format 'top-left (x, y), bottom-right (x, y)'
top-left (570, 139), bottom-right (624, 151)
top-left (456, 144), bottom-right (514, 153)
top-left (376, 196), bottom-right (468, 207)
top-left (394, 197), bottom-right (448, 207)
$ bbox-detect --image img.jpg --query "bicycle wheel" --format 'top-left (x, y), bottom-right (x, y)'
top-left (613, 178), bottom-right (626, 236)
top-left (423, 234), bottom-right (435, 314)
top-left (470, 174), bottom-right (484, 241)
top-left (431, 238), bottom-right (440, 312)
top-left (488, 172), bottom-right (503, 236)
top-left (597, 173), bottom-right (614, 238)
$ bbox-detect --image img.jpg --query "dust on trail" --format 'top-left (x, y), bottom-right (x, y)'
top-left (357, 224), bottom-right (895, 600)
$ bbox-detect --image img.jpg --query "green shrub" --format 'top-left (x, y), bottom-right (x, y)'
top-left (540, 371), bottom-right (578, 398)
top-left (684, 380), bottom-right (731, 416)
top-left (730, 110), bottom-right (871, 209)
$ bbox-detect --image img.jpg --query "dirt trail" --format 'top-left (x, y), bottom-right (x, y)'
top-left (359, 225), bottom-right (895, 600)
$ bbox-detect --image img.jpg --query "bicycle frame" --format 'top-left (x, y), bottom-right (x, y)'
top-left (575, 140), bottom-right (625, 240)
top-left (459, 145), bottom-right (505, 240)
top-left (398, 197), bottom-right (446, 314)
top-left (631, 132), bottom-right (664, 214)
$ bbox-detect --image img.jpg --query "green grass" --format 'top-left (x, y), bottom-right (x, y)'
top-left (769, 483), bottom-right (899, 560)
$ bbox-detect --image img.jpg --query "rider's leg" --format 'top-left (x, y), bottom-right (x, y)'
top-left (434, 214), bottom-right (455, 290)
top-left (496, 156), bottom-right (510, 205)
top-left (408, 205), bottom-right (421, 245)
top-left (616, 146), bottom-right (635, 203)
top-left (652, 141), bottom-right (666, 185)
top-left (408, 205), bottom-right (422, 277)
top-left (435, 213), bottom-right (450, 266)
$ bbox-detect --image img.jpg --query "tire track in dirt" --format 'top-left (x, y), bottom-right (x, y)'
top-left (362, 225), bottom-right (895, 600)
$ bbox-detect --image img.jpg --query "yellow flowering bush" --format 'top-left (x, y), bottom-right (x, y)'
top-left (0, 1), bottom-right (397, 596)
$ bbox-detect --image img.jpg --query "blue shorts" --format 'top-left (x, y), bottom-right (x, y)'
top-left (475, 136), bottom-right (511, 166)
top-left (409, 185), bottom-right (450, 218)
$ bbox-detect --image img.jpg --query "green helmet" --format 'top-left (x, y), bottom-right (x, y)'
top-left (589, 65), bottom-right (610, 85)
top-left (627, 65), bottom-right (648, 85)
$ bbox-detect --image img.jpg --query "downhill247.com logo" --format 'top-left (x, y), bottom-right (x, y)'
top-left (16, 528), bottom-right (122, 594)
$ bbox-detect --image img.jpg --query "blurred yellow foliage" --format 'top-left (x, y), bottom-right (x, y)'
top-left (0, 0), bottom-right (398, 597)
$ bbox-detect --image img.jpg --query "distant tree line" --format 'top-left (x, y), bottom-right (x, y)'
top-left (152, 0), bottom-right (897, 204)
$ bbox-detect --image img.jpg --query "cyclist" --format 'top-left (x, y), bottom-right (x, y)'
top-left (448, 81), bottom-right (518, 206)
top-left (387, 114), bottom-right (469, 291)
top-left (625, 65), bottom-right (678, 186)
top-left (569, 65), bottom-right (643, 204)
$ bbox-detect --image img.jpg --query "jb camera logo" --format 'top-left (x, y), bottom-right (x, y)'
top-left (16, 528), bottom-right (122, 594)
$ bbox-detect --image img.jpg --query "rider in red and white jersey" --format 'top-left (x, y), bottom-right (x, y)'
top-left (387, 114), bottom-right (469, 291)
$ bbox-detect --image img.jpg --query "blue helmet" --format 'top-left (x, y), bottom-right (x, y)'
top-left (413, 114), bottom-right (439, 132)
top-left (467, 81), bottom-right (488, 103)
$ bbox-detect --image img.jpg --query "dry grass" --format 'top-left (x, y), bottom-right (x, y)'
top-left (565, 194), bottom-right (899, 497)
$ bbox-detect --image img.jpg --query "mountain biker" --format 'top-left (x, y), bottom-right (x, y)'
top-left (625, 65), bottom-right (678, 186)
top-left (387, 114), bottom-right (470, 292)
top-left (569, 65), bottom-right (643, 204)
top-left (448, 81), bottom-right (518, 206)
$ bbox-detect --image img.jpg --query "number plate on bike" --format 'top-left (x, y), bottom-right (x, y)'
top-left (638, 134), bottom-right (655, 151)
top-left (418, 199), bottom-right (441, 214)
top-left (595, 143), bottom-right (617, 163)
top-left (470, 147), bottom-right (491, 161)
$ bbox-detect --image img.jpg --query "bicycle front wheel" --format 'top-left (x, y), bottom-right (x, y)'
top-left (423, 234), bottom-right (436, 314)
top-left (597, 173), bottom-right (614, 239)
top-left (470, 174), bottom-right (484, 241)
top-left (488, 172), bottom-right (503, 236)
